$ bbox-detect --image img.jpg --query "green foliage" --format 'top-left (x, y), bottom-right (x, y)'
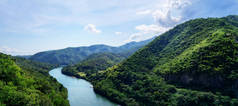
top-left (173, 89), bottom-right (238, 106)
top-left (154, 28), bottom-right (238, 96)
top-left (89, 15), bottom-right (238, 105)
top-left (62, 52), bottom-right (125, 79)
top-left (0, 53), bottom-right (69, 106)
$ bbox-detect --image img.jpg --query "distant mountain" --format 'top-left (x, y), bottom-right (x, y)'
top-left (29, 38), bottom-right (154, 65)
top-left (16, 55), bottom-right (32, 59)
top-left (60, 38), bottom-right (155, 78)
top-left (0, 53), bottom-right (69, 105)
top-left (62, 52), bottom-right (126, 78)
top-left (88, 15), bottom-right (238, 105)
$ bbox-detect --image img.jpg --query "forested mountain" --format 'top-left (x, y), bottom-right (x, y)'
top-left (87, 15), bottom-right (238, 105)
top-left (62, 52), bottom-right (126, 79)
top-left (61, 39), bottom-right (153, 80)
top-left (29, 38), bottom-right (153, 65)
top-left (17, 55), bottom-right (32, 59)
top-left (0, 53), bottom-right (69, 106)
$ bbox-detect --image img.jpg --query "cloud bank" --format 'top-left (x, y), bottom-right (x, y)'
top-left (0, 0), bottom-right (238, 55)
top-left (84, 24), bottom-right (101, 34)
top-left (128, 0), bottom-right (191, 42)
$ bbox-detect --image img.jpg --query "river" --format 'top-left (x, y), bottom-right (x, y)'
top-left (49, 67), bottom-right (117, 106)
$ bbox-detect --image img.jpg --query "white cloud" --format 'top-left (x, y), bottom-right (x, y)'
top-left (126, 0), bottom-right (191, 42)
top-left (136, 10), bottom-right (152, 15)
top-left (0, 0), bottom-right (191, 35)
top-left (0, 0), bottom-right (237, 54)
top-left (126, 24), bottom-right (170, 42)
top-left (152, 0), bottom-right (191, 27)
top-left (84, 24), bottom-right (101, 34)
top-left (135, 0), bottom-right (191, 27)
top-left (135, 24), bottom-right (169, 34)
top-left (152, 10), bottom-right (181, 27)
top-left (170, 0), bottom-right (191, 9)
top-left (115, 32), bottom-right (122, 35)
top-left (0, 46), bottom-right (31, 56)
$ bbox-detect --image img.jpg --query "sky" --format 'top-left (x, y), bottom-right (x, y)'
top-left (0, 0), bottom-right (238, 55)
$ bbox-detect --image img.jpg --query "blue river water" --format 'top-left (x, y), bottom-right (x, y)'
top-left (49, 67), bottom-right (117, 106)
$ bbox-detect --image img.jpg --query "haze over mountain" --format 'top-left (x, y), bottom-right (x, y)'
top-left (29, 38), bottom-right (153, 65)
top-left (0, 0), bottom-right (237, 56)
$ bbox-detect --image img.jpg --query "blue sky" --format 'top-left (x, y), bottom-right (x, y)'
top-left (0, 0), bottom-right (238, 55)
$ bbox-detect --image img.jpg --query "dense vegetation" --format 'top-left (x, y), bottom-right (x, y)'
top-left (62, 53), bottom-right (126, 79)
top-left (87, 15), bottom-right (238, 105)
top-left (29, 38), bottom-right (153, 65)
top-left (0, 53), bottom-right (69, 106)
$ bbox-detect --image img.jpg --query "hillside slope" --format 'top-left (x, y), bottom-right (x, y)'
top-left (29, 38), bottom-right (153, 65)
top-left (89, 15), bottom-right (238, 105)
top-left (0, 53), bottom-right (69, 106)
top-left (62, 52), bottom-right (126, 79)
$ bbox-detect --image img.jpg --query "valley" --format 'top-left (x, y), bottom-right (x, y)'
top-left (1, 15), bottom-right (238, 106)
top-left (61, 15), bottom-right (238, 105)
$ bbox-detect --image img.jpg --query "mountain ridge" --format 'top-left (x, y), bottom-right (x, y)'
top-left (29, 37), bottom-right (154, 65)
top-left (88, 15), bottom-right (238, 105)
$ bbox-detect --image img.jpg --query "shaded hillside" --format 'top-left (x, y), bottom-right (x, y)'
top-left (89, 15), bottom-right (238, 105)
top-left (17, 55), bottom-right (32, 59)
top-left (29, 38), bottom-right (153, 65)
top-left (62, 52), bottom-right (126, 79)
top-left (0, 53), bottom-right (69, 106)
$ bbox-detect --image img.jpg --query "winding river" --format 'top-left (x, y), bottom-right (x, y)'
top-left (49, 67), bottom-right (117, 106)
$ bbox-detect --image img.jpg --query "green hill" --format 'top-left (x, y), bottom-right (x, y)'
top-left (29, 38), bottom-right (153, 65)
top-left (0, 53), bottom-right (69, 106)
top-left (62, 52), bottom-right (126, 79)
top-left (88, 15), bottom-right (238, 105)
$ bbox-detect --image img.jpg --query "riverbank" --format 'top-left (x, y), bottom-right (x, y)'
top-left (49, 67), bottom-right (117, 106)
top-left (61, 68), bottom-right (122, 105)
